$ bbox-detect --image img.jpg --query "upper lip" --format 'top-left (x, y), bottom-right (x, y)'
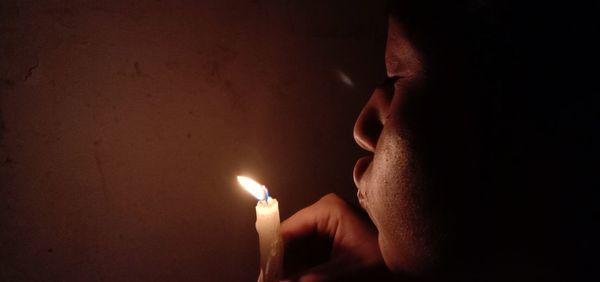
top-left (353, 155), bottom-right (372, 188)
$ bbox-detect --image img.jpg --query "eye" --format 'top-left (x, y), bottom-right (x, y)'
top-left (377, 76), bottom-right (402, 103)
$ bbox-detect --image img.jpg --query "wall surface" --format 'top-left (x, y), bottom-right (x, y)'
top-left (0, 0), bottom-right (386, 281)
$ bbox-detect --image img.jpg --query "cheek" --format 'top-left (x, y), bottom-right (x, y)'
top-left (364, 124), bottom-right (441, 274)
top-left (366, 125), bottom-right (413, 230)
top-left (364, 127), bottom-right (412, 245)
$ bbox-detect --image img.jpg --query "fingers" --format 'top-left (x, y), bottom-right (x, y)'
top-left (280, 193), bottom-right (346, 243)
top-left (283, 258), bottom-right (398, 282)
top-left (280, 194), bottom-right (390, 281)
top-left (282, 258), bottom-right (353, 282)
top-left (280, 194), bottom-right (350, 279)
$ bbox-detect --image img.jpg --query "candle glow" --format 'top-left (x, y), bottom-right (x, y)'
top-left (237, 176), bottom-right (268, 201)
top-left (236, 175), bottom-right (282, 282)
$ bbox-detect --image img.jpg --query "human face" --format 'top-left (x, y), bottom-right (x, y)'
top-left (353, 16), bottom-right (477, 276)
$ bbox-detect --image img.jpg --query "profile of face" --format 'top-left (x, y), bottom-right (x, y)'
top-left (353, 13), bottom-right (480, 276)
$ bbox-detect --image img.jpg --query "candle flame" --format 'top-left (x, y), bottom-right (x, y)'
top-left (237, 176), bottom-right (268, 201)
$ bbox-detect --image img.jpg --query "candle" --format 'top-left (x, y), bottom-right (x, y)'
top-left (237, 176), bottom-right (283, 282)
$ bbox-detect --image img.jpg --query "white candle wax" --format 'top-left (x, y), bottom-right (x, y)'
top-left (255, 197), bottom-right (283, 282)
top-left (237, 176), bottom-right (283, 282)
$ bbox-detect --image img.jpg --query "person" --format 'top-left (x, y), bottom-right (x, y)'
top-left (279, 0), bottom-right (595, 281)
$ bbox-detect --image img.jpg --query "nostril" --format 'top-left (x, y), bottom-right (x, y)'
top-left (354, 107), bottom-right (382, 153)
top-left (354, 84), bottom-right (393, 153)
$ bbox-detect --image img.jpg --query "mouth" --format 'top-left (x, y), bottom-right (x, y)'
top-left (353, 155), bottom-right (373, 189)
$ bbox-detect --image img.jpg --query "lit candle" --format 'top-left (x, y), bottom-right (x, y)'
top-left (237, 176), bottom-right (283, 282)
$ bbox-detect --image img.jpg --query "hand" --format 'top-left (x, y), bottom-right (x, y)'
top-left (280, 193), bottom-right (396, 282)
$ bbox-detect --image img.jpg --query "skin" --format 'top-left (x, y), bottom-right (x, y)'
top-left (353, 16), bottom-right (437, 275)
top-left (282, 1), bottom-right (580, 281)
top-left (280, 194), bottom-right (389, 282)
top-left (281, 14), bottom-right (479, 281)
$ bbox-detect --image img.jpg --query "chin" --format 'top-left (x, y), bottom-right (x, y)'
top-left (369, 193), bottom-right (446, 279)
top-left (378, 231), bottom-right (442, 278)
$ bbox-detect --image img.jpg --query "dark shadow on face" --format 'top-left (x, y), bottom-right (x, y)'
top-left (354, 0), bottom-right (596, 281)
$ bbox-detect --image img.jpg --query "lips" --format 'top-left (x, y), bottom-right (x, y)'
top-left (353, 155), bottom-right (373, 188)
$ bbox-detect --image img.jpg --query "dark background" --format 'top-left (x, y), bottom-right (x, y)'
top-left (0, 0), bottom-right (386, 281)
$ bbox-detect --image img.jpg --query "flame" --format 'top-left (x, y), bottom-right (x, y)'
top-left (237, 176), bottom-right (268, 201)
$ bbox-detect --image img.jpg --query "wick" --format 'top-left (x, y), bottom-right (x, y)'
top-left (263, 186), bottom-right (269, 203)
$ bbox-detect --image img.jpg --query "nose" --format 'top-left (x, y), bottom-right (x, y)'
top-left (353, 83), bottom-right (394, 152)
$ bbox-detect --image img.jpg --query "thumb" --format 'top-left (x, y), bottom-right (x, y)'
top-left (280, 193), bottom-right (344, 243)
top-left (280, 194), bottom-right (343, 279)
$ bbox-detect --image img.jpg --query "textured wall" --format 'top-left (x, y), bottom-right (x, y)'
top-left (0, 0), bottom-right (385, 281)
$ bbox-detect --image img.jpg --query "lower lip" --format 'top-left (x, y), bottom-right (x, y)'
top-left (353, 155), bottom-right (373, 188)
